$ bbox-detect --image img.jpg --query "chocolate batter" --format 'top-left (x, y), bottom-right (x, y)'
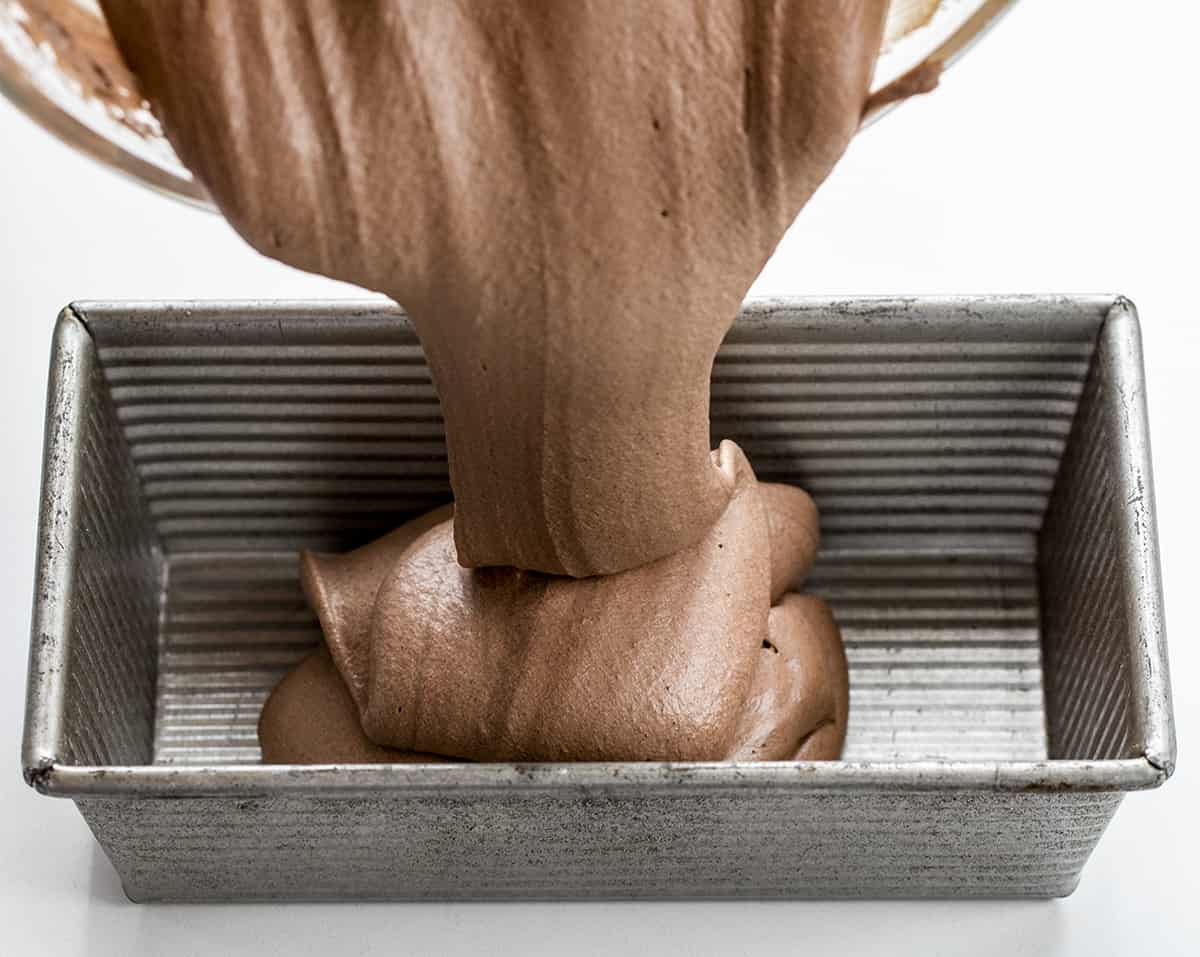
top-left (99, 1), bottom-right (888, 763)
top-left (292, 442), bottom-right (845, 762)
top-left (258, 646), bottom-right (447, 765)
top-left (100, 0), bottom-right (887, 577)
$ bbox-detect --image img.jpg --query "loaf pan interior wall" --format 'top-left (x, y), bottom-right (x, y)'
top-left (42, 299), bottom-right (1146, 768)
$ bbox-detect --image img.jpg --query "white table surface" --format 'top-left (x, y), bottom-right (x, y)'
top-left (2, 2), bottom-right (1195, 953)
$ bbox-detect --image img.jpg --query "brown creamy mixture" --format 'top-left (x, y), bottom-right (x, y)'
top-left (101, 0), bottom-right (891, 763)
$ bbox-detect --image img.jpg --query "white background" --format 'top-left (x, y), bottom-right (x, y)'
top-left (1, 1), bottom-right (1195, 953)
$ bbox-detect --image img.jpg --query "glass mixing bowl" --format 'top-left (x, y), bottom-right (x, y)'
top-left (0, 0), bottom-right (1015, 210)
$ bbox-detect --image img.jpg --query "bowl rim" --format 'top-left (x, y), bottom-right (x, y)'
top-left (1, 0), bottom-right (1018, 211)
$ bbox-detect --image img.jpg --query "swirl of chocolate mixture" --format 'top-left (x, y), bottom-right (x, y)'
top-left (261, 442), bottom-right (847, 763)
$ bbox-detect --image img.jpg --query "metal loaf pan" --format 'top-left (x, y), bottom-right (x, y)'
top-left (23, 296), bottom-right (1174, 901)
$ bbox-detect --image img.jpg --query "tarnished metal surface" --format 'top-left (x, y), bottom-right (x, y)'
top-left (815, 554), bottom-right (1044, 762)
top-left (1039, 301), bottom-right (1175, 769)
top-left (23, 296), bottom-right (1174, 900)
top-left (79, 789), bottom-right (1121, 902)
top-left (23, 311), bottom-right (161, 782)
top-left (154, 554), bottom-right (315, 765)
